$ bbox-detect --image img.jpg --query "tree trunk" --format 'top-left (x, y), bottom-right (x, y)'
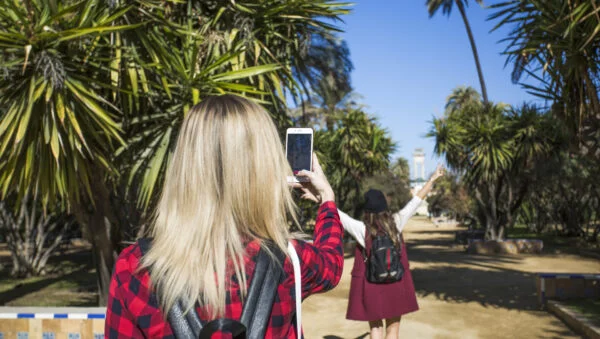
top-left (474, 185), bottom-right (505, 241)
top-left (71, 168), bottom-right (121, 306)
top-left (456, 0), bottom-right (489, 104)
top-left (497, 223), bottom-right (505, 240)
top-left (486, 221), bottom-right (497, 240)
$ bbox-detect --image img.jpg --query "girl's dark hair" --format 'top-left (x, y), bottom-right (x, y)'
top-left (362, 210), bottom-right (401, 248)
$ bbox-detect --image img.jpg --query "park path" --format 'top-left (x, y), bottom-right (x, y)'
top-left (303, 217), bottom-right (600, 339)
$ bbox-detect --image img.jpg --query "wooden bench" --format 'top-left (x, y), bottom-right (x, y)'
top-left (536, 273), bottom-right (600, 306)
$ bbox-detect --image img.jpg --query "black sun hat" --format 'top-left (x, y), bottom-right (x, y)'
top-left (363, 189), bottom-right (388, 213)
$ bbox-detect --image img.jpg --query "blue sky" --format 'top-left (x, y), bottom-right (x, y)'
top-left (338, 0), bottom-right (539, 178)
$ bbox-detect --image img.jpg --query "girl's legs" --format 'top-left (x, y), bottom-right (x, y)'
top-left (384, 316), bottom-right (402, 339)
top-left (368, 320), bottom-right (384, 339)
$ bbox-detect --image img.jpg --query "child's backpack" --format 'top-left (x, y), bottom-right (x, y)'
top-left (363, 228), bottom-right (404, 284)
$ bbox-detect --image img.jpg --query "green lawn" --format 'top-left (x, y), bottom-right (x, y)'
top-left (562, 299), bottom-right (600, 327)
top-left (0, 245), bottom-right (97, 306)
top-left (507, 224), bottom-right (600, 257)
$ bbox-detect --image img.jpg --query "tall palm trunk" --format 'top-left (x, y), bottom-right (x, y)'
top-left (456, 0), bottom-right (489, 104)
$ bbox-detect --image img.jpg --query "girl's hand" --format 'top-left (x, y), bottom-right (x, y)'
top-left (292, 153), bottom-right (335, 204)
top-left (431, 164), bottom-right (445, 181)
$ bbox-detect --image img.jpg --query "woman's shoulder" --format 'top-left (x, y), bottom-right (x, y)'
top-left (288, 238), bottom-right (313, 255)
top-left (113, 241), bottom-right (146, 284)
top-left (119, 241), bottom-right (144, 262)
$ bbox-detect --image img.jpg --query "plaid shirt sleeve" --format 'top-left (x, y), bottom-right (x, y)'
top-left (105, 246), bottom-right (148, 338)
top-left (292, 200), bottom-right (344, 299)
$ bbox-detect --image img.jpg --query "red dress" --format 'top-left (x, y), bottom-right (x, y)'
top-left (346, 234), bottom-right (419, 321)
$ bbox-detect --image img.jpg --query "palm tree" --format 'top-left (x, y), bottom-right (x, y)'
top-left (391, 157), bottom-right (410, 182)
top-left (317, 108), bottom-right (395, 212)
top-left (489, 0), bottom-right (600, 160)
top-left (278, 36), bottom-right (354, 130)
top-left (445, 86), bottom-right (481, 114)
top-left (0, 0), bottom-right (350, 305)
top-left (192, 1), bottom-right (353, 121)
top-left (427, 0), bottom-right (489, 104)
top-left (297, 36), bottom-right (354, 129)
top-left (123, 1), bottom-right (353, 210)
top-left (429, 89), bottom-right (556, 239)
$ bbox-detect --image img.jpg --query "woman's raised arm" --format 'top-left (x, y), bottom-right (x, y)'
top-left (337, 210), bottom-right (366, 248)
top-left (394, 165), bottom-right (445, 233)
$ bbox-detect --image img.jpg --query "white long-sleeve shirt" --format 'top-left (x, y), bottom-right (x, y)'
top-left (337, 196), bottom-right (423, 247)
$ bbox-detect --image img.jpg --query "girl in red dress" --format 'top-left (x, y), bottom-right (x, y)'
top-left (337, 166), bottom-right (444, 339)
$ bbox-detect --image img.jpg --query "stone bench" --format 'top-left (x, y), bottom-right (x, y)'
top-left (466, 239), bottom-right (544, 254)
top-left (0, 307), bottom-right (105, 339)
top-left (536, 273), bottom-right (600, 306)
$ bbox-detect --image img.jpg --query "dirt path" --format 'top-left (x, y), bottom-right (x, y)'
top-left (303, 217), bottom-right (600, 338)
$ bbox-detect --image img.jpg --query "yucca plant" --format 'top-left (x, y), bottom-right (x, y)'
top-left (316, 108), bottom-right (395, 213)
top-left (489, 0), bottom-right (600, 159)
top-left (0, 195), bottom-right (73, 277)
top-left (191, 1), bottom-right (353, 122)
top-left (0, 0), bottom-right (138, 304)
top-left (111, 1), bottom-right (284, 209)
top-left (429, 88), bottom-right (557, 240)
top-left (0, 0), bottom-right (353, 305)
top-left (0, 0), bottom-right (132, 207)
top-left (111, 0), bottom-right (353, 210)
top-left (0, 0), bottom-right (289, 305)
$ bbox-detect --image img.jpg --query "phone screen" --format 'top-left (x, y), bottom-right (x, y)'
top-left (287, 133), bottom-right (312, 174)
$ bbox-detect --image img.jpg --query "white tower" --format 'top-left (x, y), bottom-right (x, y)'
top-left (411, 148), bottom-right (429, 216)
top-left (412, 148), bottom-right (425, 180)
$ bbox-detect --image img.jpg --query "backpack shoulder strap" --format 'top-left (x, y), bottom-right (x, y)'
top-left (138, 238), bottom-right (287, 338)
top-left (287, 241), bottom-right (302, 339)
top-left (239, 241), bottom-right (286, 338)
top-left (137, 238), bottom-right (204, 338)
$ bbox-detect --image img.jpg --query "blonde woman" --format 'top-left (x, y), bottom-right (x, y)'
top-left (105, 95), bottom-right (344, 338)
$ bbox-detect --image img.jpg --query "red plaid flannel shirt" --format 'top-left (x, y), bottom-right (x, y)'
top-left (105, 201), bottom-right (343, 338)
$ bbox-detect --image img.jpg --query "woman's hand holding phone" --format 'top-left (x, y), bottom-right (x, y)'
top-left (292, 153), bottom-right (335, 204)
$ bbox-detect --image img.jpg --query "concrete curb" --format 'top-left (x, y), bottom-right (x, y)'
top-left (547, 300), bottom-right (600, 339)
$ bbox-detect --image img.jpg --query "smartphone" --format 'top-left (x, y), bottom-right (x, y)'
top-left (285, 128), bottom-right (313, 183)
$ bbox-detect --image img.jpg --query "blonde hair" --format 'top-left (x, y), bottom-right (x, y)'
top-left (141, 95), bottom-right (297, 317)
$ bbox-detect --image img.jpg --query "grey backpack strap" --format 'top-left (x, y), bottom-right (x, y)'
top-left (138, 238), bottom-right (286, 339)
top-left (240, 242), bottom-right (286, 338)
top-left (138, 238), bottom-right (203, 338)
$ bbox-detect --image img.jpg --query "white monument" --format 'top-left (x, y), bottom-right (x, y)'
top-left (412, 148), bottom-right (425, 181)
top-left (410, 148), bottom-right (429, 216)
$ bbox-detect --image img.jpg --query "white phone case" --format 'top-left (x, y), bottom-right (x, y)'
top-left (286, 128), bottom-right (313, 182)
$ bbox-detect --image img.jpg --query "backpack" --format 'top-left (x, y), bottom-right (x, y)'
top-left (138, 238), bottom-right (302, 339)
top-left (363, 228), bottom-right (404, 284)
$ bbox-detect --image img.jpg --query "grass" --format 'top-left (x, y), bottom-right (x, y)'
top-left (562, 299), bottom-right (600, 327)
top-left (507, 224), bottom-right (600, 257)
top-left (0, 244), bottom-right (97, 306)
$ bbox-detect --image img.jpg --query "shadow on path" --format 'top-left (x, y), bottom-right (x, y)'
top-left (406, 230), bottom-right (540, 311)
top-left (0, 266), bottom-right (91, 305)
top-left (0, 247), bottom-right (96, 306)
